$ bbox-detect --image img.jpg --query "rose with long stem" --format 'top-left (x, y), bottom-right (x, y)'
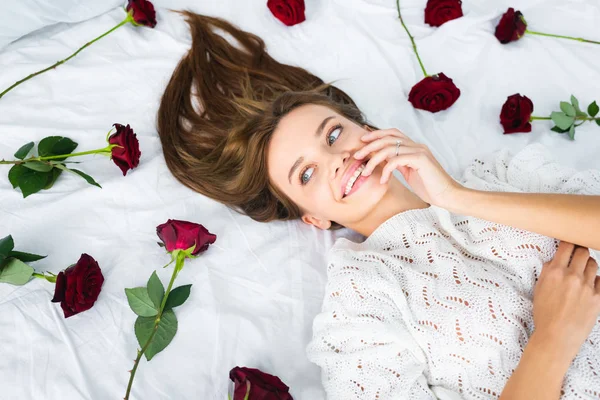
top-left (500, 94), bottom-right (600, 140)
top-left (495, 8), bottom-right (600, 45)
top-left (123, 220), bottom-right (216, 399)
top-left (396, 0), bottom-right (461, 113)
top-left (0, 0), bottom-right (157, 100)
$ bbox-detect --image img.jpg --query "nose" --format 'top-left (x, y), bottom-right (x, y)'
top-left (331, 151), bottom-right (350, 181)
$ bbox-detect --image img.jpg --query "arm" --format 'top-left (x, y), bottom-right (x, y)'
top-left (356, 131), bottom-right (600, 250)
top-left (500, 332), bottom-right (572, 400)
top-left (445, 189), bottom-right (600, 250)
top-left (500, 242), bottom-right (600, 400)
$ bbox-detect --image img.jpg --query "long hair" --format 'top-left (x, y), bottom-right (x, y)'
top-left (157, 12), bottom-right (369, 229)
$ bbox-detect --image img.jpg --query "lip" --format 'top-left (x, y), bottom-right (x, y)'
top-left (340, 158), bottom-right (367, 199)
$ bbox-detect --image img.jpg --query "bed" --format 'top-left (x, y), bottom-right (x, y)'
top-left (1, 0), bottom-right (599, 398)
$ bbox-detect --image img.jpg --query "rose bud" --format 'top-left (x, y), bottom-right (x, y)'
top-left (230, 367), bottom-right (294, 400)
top-left (495, 8), bottom-right (527, 44)
top-left (108, 123), bottom-right (141, 176)
top-left (267, 0), bottom-right (306, 27)
top-left (156, 219), bottom-right (216, 256)
top-left (408, 73), bottom-right (461, 113)
top-left (126, 0), bottom-right (157, 28)
top-left (51, 254), bottom-right (104, 318)
top-left (500, 93), bottom-right (534, 134)
top-left (425, 0), bottom-right (463, 27)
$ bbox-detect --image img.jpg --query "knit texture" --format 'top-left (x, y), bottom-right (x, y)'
top-left (307, 144), bottom-right (600, 399)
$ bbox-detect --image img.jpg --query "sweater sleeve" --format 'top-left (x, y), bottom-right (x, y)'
top-left (460, 143), bottom-right (600, 258)
top-left (460, 143), bottom-right (600, 196)
top-left (306, 253), bottom-right (456, 400)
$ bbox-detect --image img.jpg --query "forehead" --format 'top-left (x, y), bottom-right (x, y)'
top-left (267, 104), bottom-right (338, 178)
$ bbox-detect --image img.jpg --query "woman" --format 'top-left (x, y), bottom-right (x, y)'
top-left (157, 12), bottom-right (600, 399)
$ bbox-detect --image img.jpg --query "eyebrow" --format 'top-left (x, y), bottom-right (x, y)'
top-left (287, 116), bottom-right (335, 185)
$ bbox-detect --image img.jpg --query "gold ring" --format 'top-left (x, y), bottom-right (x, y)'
top-left (395, 140), bottom-right (401, 156)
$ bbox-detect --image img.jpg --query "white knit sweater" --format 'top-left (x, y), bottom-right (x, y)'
top-left (307, 144), bottom-right (600, 400)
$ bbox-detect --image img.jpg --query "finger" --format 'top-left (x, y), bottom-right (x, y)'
top-left (584, 258), bottom-right (599, 287)
top-left (595, 276), bottom-right (600, 294)
top-left (569, 246), bottom-right (591, 276)
top-left (380, 152), bottom-right (427, 184)
top-left (550, 241), bottom-right (576, 269)
top-left (354, 136), bottom-right (403, 160)
top-left (361, 128), bottom-right (413, 143)
top-left (363, 145), bottom-right (422, 177)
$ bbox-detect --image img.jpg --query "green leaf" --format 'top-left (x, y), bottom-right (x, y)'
top-left (550, 126), bottom-right (568, 133)
top-left (588, 101), bottom-right (599, 118)
top-left (550, 111), bottom-right (575, 130)
top-left (0, 235), bottom-right (15, 262)
top-left (22, 161), bottom-right (53, 172)
top-left (135, 309), bottom-right (178, 361)
top-left (70, 169), bottom-right (101, 188)
top-left (18, 169), bottom-right (49, 198)
top-left (14, 142), bottom-right (34, 160)
top-left (568, 124), bottom-right (576, 140)
top-left (164, 284), bottom-right (192, 310)
top-left (8, 251), bottom-right (46, 262)
top-left (576, 110), bottom-right (588, 118)
top-left (570, 95), bottom-right (580, 112)
top-left (38, 136), bottom-right (78, 160)
top-left (0, 258), bottom-right (34, 285)
top-left (44, 168), bottom-right (63, 190)
top-left (125, 287), bottom-right (158, 317)
top-left (147, 272), bottom-right (165, 309)
top-left (560, 102), bottom-right (576, 117)
top-left (596, 119), bottom-right (600, 127)
top-left (53, 164), bottom-right (102, 188)
top-left (8, 165), bottom-right (26, 189)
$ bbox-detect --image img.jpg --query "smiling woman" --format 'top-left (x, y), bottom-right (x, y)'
top-left (157, 10), bottom-right (600, 400)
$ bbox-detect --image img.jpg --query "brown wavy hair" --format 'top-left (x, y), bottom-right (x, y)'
top-left (157, 12), bottom-right (371, 229)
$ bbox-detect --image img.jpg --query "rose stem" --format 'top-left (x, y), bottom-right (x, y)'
top-left (32, 272), bottom-right (57, 283)
top-left (124, 252), bottom-right (185, 400)
top-left (531, 116), bottom-right (600, 121)
top-left (526, 30), bottom-right (600, 45)
top-left (395, 0), bottom-right (429, 77)
top-left (0, 15), bottom-right (133, 99)
top-left (0, 146), bottom-right (118, 165)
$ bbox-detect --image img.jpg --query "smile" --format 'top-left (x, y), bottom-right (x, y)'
top-left (341, 160), bottom-right (370, 199)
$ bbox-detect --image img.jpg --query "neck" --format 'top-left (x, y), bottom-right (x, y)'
top-left (346, 177), bottom-right (429, 237)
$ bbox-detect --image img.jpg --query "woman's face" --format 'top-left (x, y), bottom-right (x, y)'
top-left (267, 104), bottom-right (389, 229)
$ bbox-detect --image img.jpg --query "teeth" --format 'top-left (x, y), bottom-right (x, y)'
top-left (344, 163), bottom-right (366, 196)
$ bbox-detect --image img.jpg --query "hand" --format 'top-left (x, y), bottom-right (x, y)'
top-left (353, 128), bottom-right (463, 206)
top-left (533, 241), bottom-right (600, 362)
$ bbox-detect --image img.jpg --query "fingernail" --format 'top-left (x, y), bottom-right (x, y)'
top-left (354, 152), bottom-right (363, 159)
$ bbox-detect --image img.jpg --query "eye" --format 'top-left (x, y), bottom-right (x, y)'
top-left (300, 166), bottom-right (314, 185)
top-left (299, 123), bottom-right (343, 186)
top-left (327, 124), bottom-right (343, 146)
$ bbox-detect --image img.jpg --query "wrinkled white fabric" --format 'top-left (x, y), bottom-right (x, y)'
top-left (308, 144), bottom-right (600, 399)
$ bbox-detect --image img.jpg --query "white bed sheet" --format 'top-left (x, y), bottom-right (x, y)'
top-left (0, 0), bottom-right (599, 399)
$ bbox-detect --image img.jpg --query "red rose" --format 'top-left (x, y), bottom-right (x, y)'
top-left (156, 219), bottom-right (216, 255)
top-left (425, 0), bottom-right (463, 27)
top-left (126, 0), bottom-right (157, 28)
top-left (408, 73), bottom-right (461, 113)
top-left (495, 8), bottom-right (527, 44)
top-left (230, 367), bottom-right (293, 400)
top-left (51, 254), bottom-right (104, 318)
top-left (500, 94), bottom-right (534, 134)
top-left (267, 0), bottom-right (306, 27)
top-left (109, 123), bottom-right (141, 176)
